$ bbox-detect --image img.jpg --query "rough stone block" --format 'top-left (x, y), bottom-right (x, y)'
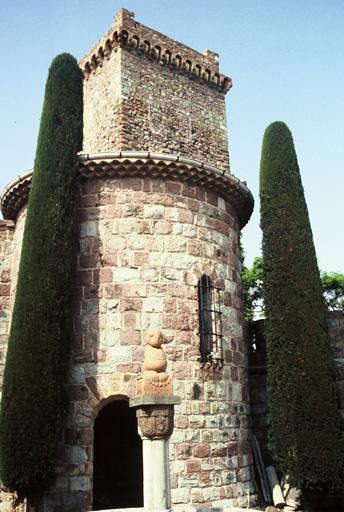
top-left (114, 268), bottom-right (139, 282)
top-left (69, 447), bottom-right (88, 464)
top-left (144, 205), bottom-right (165, 219)
top-left (171, 488), bottom-right (190, 504)
top-left (107, 346), bottom-right (131, 363)
top-left (142, 297), bottom-right (164, 312)
top-left (69, 476), bottom-right (92, 491)
top-left (193, 443), bottom-right (210, 458)
top-left (80, 221), bottom-right (97, 237)
top-left (140, 267), bottom-right (159, 283)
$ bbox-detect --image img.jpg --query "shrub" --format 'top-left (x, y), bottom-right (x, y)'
top-left (0, 53), bottom-right (83, 497)
top-left (242, 257), bottom-right (344, 318)
top-left (259, 121), bottom-right (344, 501)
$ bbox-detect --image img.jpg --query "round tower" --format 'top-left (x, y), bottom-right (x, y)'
top-left (0, 9), bottom-right (255, 511)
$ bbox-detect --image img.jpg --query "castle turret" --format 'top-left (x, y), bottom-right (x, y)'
top-left (1, 9), bottom-right (255, 511)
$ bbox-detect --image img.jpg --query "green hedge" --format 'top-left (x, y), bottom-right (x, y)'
top-left (259, 122), bottom-right (344, 497)
top-left (0, 53), bottom-right (83, 497)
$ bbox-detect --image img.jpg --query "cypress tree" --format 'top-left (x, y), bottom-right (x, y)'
top-left (259, 121), bottom-right (344, 506)
top-left (0, 54), bottom-right (83, 497)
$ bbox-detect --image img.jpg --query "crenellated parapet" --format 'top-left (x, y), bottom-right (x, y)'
top-left (80, 8), bottom-right (232, 94)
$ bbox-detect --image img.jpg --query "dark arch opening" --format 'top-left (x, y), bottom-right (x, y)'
top-left (93, 399), bottom-right (143, 510)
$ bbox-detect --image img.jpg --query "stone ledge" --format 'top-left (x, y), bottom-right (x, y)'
top-left (77, 152), bottom-right (253, 229)
top-left (0, 170), bottom-right (32, 221)
top-left (92, 509), bottom-right (144, 512)
top-left (92, 508), bottom-right (261, 512)
top-left (130, 395), bottom-right (181, 408)
top-left (0, 152), bottom-right (254, 228)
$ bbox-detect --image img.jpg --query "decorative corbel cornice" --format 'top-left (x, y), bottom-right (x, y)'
top-left (80, 11), bottom-right (232, 94)
top-left (1, 153), bottom-right (253, 228)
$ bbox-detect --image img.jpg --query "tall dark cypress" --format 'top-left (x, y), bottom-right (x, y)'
top-left (259, 122), bottom-right (344, 506)
top-left (0, 54), bottom-right (83, 496)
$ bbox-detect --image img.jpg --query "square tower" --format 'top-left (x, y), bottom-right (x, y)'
top-left (80, 9), bottom-right (232, 171)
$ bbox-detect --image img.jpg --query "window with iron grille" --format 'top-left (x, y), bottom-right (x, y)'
top-left (197, 275), bottom-right (224, 369)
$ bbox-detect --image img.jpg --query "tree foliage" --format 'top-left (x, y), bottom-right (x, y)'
top-left (242, 256), bottom-right (264, 320)
top-left (0, 54), bottom-right (83, 497)
top-left (321, 271), bottom-right (344, 311)
top-left (259, 121), bottom-right (344, 501)
top-left (242, 257), bottom-right (344, 319)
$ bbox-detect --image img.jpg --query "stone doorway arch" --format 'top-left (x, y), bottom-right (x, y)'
top-left (92, 397), bottom-right (143, 510)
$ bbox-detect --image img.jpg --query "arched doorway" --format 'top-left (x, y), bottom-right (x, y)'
top-left (93, 399), bottom-right (143, 510)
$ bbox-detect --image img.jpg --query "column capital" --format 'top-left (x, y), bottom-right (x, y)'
top-left (135, 405), bottom-right (174, 439)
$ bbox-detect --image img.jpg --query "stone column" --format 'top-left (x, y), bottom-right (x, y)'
top-left (130, 396), bottom-right (180, 512)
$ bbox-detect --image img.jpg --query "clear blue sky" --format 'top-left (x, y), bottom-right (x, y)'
top-left (1, 0), bottom-right (343, 272)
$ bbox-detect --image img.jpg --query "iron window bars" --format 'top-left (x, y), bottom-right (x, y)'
top-left (197, 275), bottom-right (224, 369)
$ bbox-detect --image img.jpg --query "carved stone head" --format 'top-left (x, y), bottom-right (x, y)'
top-left (146, 329), bottom-right (163, 348)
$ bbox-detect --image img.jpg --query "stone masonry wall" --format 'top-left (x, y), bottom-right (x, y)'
top-left (9, 207), bottom-right (27, 304)
top-left (38, 177), bottom-right (255, 511)
top-left (82, 49), bottom-right (122, 154)
top-left (0, 208), bottom-right (27, 394)
top-left (0, 221), bottom-right (14, 395)
top-left (82, 10), bottom-right (230, 171)
top-left (329, 310), bottom-right (344, 411)
top-left (328, 310), bottom-right (344, 361)
top-left (120, 49), bottom-right (229, 170)
top-left (0, 212), bottom-right (27, 512)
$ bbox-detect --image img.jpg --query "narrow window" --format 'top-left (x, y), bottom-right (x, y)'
top-left (132, 35), bottom-right (140, 49)
top-left (185, 59), bottom-right (192, 72)
top-left (197, 275), bottom-right (224, 369)
top-left (98, 47), bottom-right (104, 60)
top-left (204, 68), bottom-right (211, 81)
top-left (121, 30), bottom-right (129, 46)
top-left (175, 55), bottom-right (182, 68)
top-left (111, 32), bottom-right (118, 50)
top-left (143, 40), bottom-right (150, 54)
top-left (213, 73), bottom-right (220, 85)
top-left (165, 50), bottom-right (172, 65)
top-left (155, 45), bottom-right (161, 60)
top-left (91, 55), bottom-right (98, 70)
top-left (104, 39), bottom-right (112, 58)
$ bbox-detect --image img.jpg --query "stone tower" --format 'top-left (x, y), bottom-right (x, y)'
top-left (0, 9), bottom-right (255, 511)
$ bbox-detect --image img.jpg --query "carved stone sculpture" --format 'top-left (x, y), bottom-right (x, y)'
top-left (137, 330), bottom-right (173, 396)
top-left (136, 406), bottom-right (174, 438)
